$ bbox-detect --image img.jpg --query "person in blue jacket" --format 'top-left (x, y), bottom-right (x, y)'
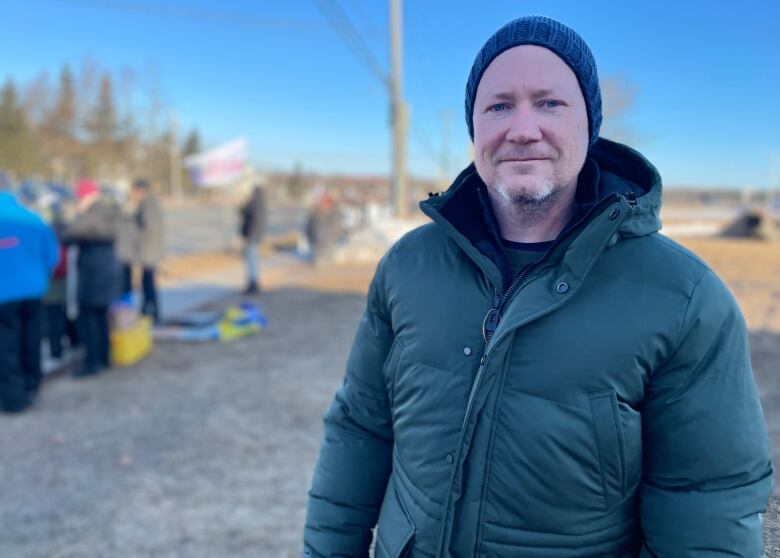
top-left (0, 176), bottom-right (58, 412)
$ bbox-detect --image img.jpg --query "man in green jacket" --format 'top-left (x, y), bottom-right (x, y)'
top-left (304, 15), bottom-right (772, 557)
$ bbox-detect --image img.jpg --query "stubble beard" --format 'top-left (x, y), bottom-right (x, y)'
top-left (491, 176), bottom-right (562, 218)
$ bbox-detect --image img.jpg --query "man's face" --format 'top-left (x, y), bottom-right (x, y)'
top-left (472, 45), bottom-right (589, 213)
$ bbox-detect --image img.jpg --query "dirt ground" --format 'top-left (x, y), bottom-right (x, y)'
top-left (1, 287), bottom-right (368, 558)
top-left (2, 235), bottom-right (779, 557)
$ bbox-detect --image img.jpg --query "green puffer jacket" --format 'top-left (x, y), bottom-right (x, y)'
top-left (303, 139), bottom-right (772, 557)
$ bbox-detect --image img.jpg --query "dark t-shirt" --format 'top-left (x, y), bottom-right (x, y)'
top-left (502, 239), bottom-right (553, 276)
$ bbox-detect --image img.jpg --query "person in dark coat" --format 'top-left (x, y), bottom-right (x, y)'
top-left (303, 16), bottom-right (772, 557)
top-left (131, 178), bottom-right (164, 322)
top-left (239, 185), bottom-right (267, 294)
top-left (0, 180), bottom-right (58, 412)
top-left (304, 193), bottom-right (340, 266)
top-left (65, 179), bottom-right (120, 377)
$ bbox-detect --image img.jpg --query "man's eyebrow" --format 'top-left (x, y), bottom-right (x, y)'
top-left (487, 92), bottom-right (515, 101)
top-left (485, 88), bottom-right (561, 101)
top-left (530, 88), bottom-right (558, 98)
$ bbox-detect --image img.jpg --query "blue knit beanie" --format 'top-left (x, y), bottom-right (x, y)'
top-left (465, 16), bottom-right (602, 148)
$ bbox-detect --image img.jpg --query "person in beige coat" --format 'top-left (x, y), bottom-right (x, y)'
top-left (130, 178), bottom-right (164, 323)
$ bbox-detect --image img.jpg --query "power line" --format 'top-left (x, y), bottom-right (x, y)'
top-left (345, 0), bottom-right (384, 46)
top-left (312, 0), bottom-right (390, 91)
top-left (406, 1), bottom-right (444, 124)
top-left (49, 0), bottom-right (320, 30)
top-left (410, 121), bottom-right (439, 163)
top-left (405, 2), bottom-right (455, 179)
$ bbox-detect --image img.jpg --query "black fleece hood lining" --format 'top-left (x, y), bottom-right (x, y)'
top-left (589, 138), bottom-right (655, 197)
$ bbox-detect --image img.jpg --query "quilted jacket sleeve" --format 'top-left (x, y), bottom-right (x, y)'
top-left (639, 270), bottom-right (773, 556)
top-left (303, 257), bottom-right (395, 557)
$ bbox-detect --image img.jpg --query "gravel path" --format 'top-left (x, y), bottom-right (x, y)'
top-left (2, 287), bottom-right (779, 556)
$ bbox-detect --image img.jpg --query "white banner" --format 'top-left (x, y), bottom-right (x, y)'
top-left (185, 137), bottom-right (247, 188)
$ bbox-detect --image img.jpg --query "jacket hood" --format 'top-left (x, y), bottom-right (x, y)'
top-left (419, 138), bottom-right (663, 289)
top-left (587, 137), bottom-right (662, 238)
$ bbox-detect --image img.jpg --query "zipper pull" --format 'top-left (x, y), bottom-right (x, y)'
top-left (624, 192), bottom-right (638, 206)
top-left (482, 288), bottom-right (501, 344)
top-left (482, 308), bottom-right (500, 344)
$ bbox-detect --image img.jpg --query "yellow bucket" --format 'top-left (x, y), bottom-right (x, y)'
top-left (111, 316), bottom-right (152, 366)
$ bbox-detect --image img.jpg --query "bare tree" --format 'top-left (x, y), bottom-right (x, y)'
top-left (76, 56), bottom-right (101, 133)
top-left (0, 80), bottom-right (40, 176)
top-left (21, 72), bottom-right (51, 128)
top-left (40, 64), bottom-right (79, 181)
top-left (599, 73), bottom-right (639, 145)
top-left (286, 162), bottom-right (308, 201)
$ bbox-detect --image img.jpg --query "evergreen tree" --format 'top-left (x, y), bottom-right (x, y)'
top-left (52, 64), bottom-right (76, 139)
top-left (41, 64), bottom-right (79, 180)
top-left (83, 73), bottom-right (119, 177)
top-left (85, 73), bottom-right (117, 144)
top-left (182, 128), bottom-right (202, 157)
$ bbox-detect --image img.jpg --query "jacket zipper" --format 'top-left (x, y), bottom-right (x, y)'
top-left (481, 263), bottom-right (532, 350)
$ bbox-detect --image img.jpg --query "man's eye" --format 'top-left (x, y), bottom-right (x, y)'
top-left (541, 100), bottom-right (564, 108)
top-left (488, 103), bottom-right (510, 113)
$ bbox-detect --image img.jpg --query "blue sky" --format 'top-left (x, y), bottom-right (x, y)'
top-left (3, 0), bottom-right (780, 188)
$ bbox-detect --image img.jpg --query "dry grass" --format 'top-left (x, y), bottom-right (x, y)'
top-left (676, 238), bottom-right (780, 333)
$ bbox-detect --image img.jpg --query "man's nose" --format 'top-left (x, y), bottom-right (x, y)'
top-left (505, 107), bottom-right (543, 143)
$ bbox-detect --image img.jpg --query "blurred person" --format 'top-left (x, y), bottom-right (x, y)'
top-left (304, 193), bottom-right (341, 265)
top-left (116, 193), bottom-right (139, 297)
top-left (41, 208), bottom-right (70, 360)
top-left (65, 179), bottom-right (120, 377)
top-left (130, 178), bottom-right (164, 323)
top-left (59, 199), bottom-right (81, 351)
top-left (239, 184), bottom-right (267, 294)
top-left (0, 177), bottom-right (58, 412)
top-left (303, 16), bottom-right (772, 557)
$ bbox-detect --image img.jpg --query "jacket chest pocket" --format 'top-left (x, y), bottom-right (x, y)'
top-left (588, 390), bottom-right (642, 509)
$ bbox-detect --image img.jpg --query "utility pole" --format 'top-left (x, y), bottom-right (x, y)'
top-left (169, 113), bottom-right (181, 199)
top-left (389, 0), bottom-right (408, 218)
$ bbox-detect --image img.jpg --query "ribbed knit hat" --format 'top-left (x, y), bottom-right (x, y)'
top-left (465, 16), bottom-right (602, 147)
